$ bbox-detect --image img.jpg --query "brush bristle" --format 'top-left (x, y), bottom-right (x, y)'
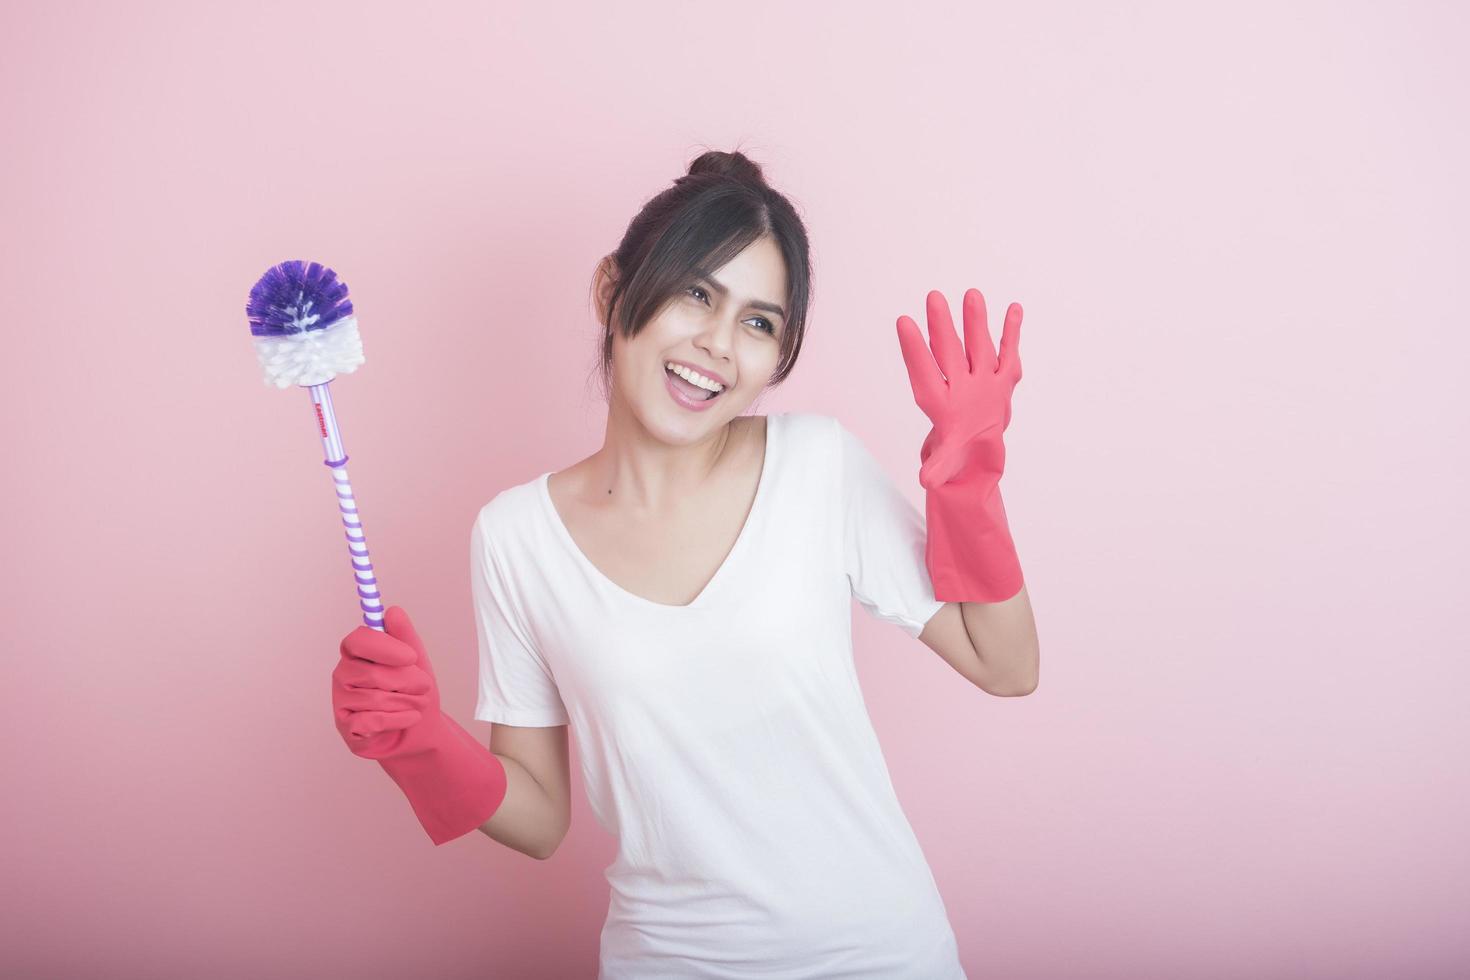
top-left (247, 260), bottom-right (354, 337)
top-left (246, 260), bottom-right (365, 388)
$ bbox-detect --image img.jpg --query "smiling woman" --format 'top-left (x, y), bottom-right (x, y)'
top-left (585, 150), bottom-right (813, 405)
top-left (458, 149), bottom-right (970, 980)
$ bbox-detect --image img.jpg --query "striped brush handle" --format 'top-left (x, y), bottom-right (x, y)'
top-left (308, 381), bottom-right (385, 631)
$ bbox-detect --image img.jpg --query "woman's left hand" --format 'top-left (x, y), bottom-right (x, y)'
top-left (896, 288), bottom-right (1023, 490)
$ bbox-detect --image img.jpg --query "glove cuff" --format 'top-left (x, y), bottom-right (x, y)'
top-left (377, 711), bottom-right (509, 846)
top-left (924, 474), bottom-right (1024, 603)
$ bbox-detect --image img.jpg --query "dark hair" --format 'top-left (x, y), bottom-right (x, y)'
top-left (588, 148), bottom-right (813, 402)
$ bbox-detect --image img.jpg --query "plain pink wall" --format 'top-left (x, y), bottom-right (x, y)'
top-left (2, 1), bottom-right (1465, 977)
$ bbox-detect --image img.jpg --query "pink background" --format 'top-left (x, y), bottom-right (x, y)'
top-left (3, 2), bottom-right (1466, 977)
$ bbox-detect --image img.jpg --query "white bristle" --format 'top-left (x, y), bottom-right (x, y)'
top-left (253, 315), bottom-right (366, 389)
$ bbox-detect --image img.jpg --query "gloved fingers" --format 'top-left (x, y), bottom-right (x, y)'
top-left (336, 707), bottom-right (423, 744)
top-left (920, 423), bottom-right (1010, 490)
top-left (333, 684), bottom-right (424, 715)
top-left (340, 624), bottom-right (418, 668)
top-left (919, 425), bottom-right (939, 465)
top-left (995, 299), bottom-right (1023, 382)
top-left (382, 606), bottom-right (431, 668)
top-left (897, 313), bottom-right (945, 416)
top-left (920, 438), bottom-right (970, 490)
top-left (923, 289), bottom-right (968, 382)
top-left (961, 288), bottom-right (999, 374)
top-left (333, 656), bottom-right (432, 696)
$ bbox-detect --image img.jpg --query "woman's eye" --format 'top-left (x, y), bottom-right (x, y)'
top-left (687, 285), bottom-right (775, 335)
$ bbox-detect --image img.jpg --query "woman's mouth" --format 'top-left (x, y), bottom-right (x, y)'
top-left (664, 362), bottom-right (725, 411)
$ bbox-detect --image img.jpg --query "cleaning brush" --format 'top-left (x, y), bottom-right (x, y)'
top-left (245, 259), bottom-right (386, 631)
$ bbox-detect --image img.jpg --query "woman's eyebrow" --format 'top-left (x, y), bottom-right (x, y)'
top-left (696, 273), bottom-right (786, 319)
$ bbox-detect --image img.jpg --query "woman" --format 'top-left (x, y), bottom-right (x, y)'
top-left (333, 149), bottom-right (1039, 978)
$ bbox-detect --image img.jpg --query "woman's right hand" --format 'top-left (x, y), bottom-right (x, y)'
top-left (329, 605), bottom-right (510, 845)
top-left (332, 606), bottom-right (447, 761)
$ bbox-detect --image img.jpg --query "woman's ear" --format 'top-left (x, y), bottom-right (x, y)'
top-left (593, 255), bottom-right (619, 326)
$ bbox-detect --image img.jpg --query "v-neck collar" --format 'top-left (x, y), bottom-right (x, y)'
top-left (536, 413), bottom-right (780, 612)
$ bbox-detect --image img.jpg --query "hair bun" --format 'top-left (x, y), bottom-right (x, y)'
top-left (687, 150), bottom-right (766, 187)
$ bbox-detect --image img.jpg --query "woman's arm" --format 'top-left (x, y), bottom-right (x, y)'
top-left (480, 724), bottom-right (572, 860)
top-left (918, 585), bottom-right (1040, 696)
top-left (897, 288), bottom-right (1038, 694)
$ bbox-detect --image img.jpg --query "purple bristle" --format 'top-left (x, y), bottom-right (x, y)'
top-left (246, 260), bottom-right (355, 337)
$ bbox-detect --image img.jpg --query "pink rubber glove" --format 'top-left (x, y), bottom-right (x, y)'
top-left (897, 288), bottom-right (1025, 603)
top-left (332, 605), bottom-right (508, 846)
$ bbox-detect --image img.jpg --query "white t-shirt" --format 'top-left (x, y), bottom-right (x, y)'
top-left (469, 411), bottom-right (966, 979)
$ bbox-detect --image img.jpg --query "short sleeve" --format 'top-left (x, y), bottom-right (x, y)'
top-left (837, 419), bottom-right (946, 638)
top-left (469, 511), bottom-right (570, 727)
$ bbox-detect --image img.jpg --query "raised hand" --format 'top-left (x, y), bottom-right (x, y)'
top-left (895, 288), bottom-right (1023, 490)
top-left (894, 287), bottom-right (1026, 603)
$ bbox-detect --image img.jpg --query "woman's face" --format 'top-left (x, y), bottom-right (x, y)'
top-left (608, 235), bottom-right (788, 439)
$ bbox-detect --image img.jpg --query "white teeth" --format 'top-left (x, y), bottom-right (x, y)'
top-left (665, 362), bottom-right (725, 392)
